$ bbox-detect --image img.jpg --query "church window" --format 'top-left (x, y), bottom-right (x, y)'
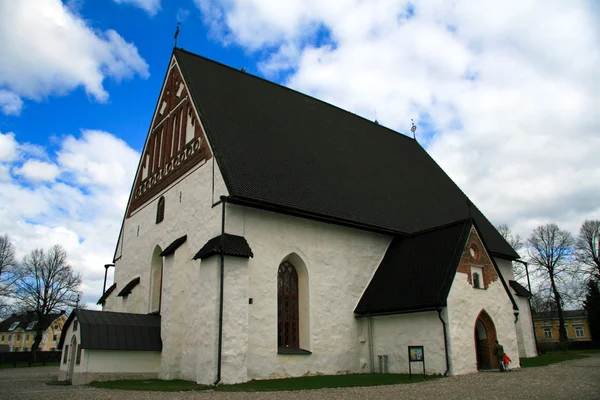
top-left (156, 197), bottom-right (165, 224)
top-left (471, 266), bottom-right (484, 289)
top-left (278, 261), bottom-right (299, 349)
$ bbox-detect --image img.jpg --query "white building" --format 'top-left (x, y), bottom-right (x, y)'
top-left (59, 48), bottom-right (537, 385)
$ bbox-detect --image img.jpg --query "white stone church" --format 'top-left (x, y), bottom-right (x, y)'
top-left (58, 48), bottom-right (536, 385)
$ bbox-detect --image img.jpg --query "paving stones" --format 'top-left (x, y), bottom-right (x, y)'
top-left (2, 354), bottom-right (599, 400)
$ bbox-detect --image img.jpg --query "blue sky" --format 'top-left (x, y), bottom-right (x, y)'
top-left (0, 0), bottom-right (599, 308)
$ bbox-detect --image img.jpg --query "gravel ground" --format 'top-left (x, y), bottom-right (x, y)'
top-left (1, 354), bottom-right (599, 400)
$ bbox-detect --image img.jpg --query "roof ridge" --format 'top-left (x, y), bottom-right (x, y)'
top-left (173, 47), bottom-right (416, 142)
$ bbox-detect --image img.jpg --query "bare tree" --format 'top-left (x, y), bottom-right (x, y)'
top-left (575, 220), bottom-right (600, 279)
top-left (497, 224), bottom-right (526, 280)
top-left (15, 245), bottom-right (82, 355)
top-left (0, 234), bottom-right (18, 317)
top-left (527, 223), bottom-right (575, 347)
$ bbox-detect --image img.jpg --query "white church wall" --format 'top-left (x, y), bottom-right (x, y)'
top-left (220, 256), bottom-right (250, 384)
top-left (370, 311), bottom-right (447, 375)
top-left (109, 156), bottom-right (225, 383)
top-left (495, 258), bottom-right (537, 358)
top-left (445, 272), bottom-right (520, 375)
top-left (73, 350), bottom-right (161, 385)
top-left (234, 206), bottom-right (391, 380)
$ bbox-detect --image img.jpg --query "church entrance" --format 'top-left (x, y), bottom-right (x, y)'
top-left (474, 310), bottom-right (497, 370)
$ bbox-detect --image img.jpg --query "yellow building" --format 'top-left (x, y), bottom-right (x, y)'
top-left (0, 311), bottom-right (67, 352)
top-left (532, 309), bottom-right (591, 343)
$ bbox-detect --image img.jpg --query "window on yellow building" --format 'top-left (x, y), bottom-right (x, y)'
top-left (53, 335), bottom-right (57, 342)
top-left (1, 335), bottom-right (4, 341)
top-left (26, 334), bottom-right (30, 341)
top-left (543, 327), bottom-right (552, 338)
top-left (575, 325), bottom-right (585, 338)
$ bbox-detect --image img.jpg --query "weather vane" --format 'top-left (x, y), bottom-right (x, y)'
top-left (411, 119), bottom-right (417, 139)
top-left (174, 22), bottom-right (181, 48)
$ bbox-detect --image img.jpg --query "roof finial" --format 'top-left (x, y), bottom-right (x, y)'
top-left (174, 22), bottom-right (181, 48)
top-left (411, 119), bottom-right (417, 140)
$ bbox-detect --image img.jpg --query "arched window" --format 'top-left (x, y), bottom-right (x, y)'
top-left (278, 261), bottom-right (299, 349)
top-left (156, 196), bottom-right (165, 223)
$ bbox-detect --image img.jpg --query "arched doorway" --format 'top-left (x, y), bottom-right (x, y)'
top-left (66, 335), bottom-right (77, 381)
top-left (474, 310), bottom-right (498, 370)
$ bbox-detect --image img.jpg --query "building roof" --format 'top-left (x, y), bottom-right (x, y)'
top-left (193, 233), bottom-right (254, 260)
top-left (0, 311), bottom-right (64, 333)
top-left (117, 277), bottom-right (140, 297)
top-left (174, 48), bottom-right (518, 260)
top-left (509, 280), bottom-right (532, 297)
top-left (355, 219), bottom-right (472, 315)
top-left (97, 283), bottom-right (117, 305)
top-left (160, 235), bottom-right (187, 257)
top-left (355, 219), bottom-right (518, 315)
top-left (532, 309), bottom-right (587, 320)
top-left (58, 309), bottom-right (161, 351)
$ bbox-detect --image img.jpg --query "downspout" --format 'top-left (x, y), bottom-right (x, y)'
top-left (367, 317), bottom-right (374, 373)
top-left (214, 196), bottom-right (227, 385)
top-left (437, 308), bottom-right (450, 376)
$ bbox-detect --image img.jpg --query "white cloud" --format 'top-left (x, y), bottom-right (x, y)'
top-left (13, 160), bottom-right (60, 182)
top-left (0, 132), bottom-right (19, 162)
top-left (113, 0), bottom-right (161, 16)
top-left (0, 0), bottom-right (149, 110)
top-left (0, 90), bottom-right (23, 116)
top-left (196, 0), bottom-right (600, 239)
top-left (0, 130), bottom-right (139, 309)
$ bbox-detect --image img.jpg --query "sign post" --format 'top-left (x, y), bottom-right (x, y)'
top-left (408, 345), bottom-right (425, 380)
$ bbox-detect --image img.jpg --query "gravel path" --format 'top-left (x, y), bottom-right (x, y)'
top-left (2, 354), bottom-right (599, 400)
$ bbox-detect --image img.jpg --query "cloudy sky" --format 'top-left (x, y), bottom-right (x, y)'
top-left (0, 0), bottom-right (598, 308)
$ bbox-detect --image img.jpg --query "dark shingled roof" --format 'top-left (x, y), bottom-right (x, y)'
top-left (160, 235), bottom-right (187, 257)
top-left (193, 233), bottom-right (254, 260)
top-left (509, 280), bottom-right (531, 297)
top-left (117, 277), bottom-right (140, 297)
top-left (97, 283), bottom-right (117, 305)
top-left (58, 309), bottom-right (161, 351)
top-left (355, 220), bottom-right (472, 315)
top-left (0, 311), bottom-right (64, 333)
top-left (174, 48), bottom-right (518, 260)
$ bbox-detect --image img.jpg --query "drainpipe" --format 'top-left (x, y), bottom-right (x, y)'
top-left (367, 317), bottom-right (374, 373)
top-left (102, 264), bottom-right (115, 294)
top-left (437, 308), bottom-right (450, 376)
top-left (214, 196), bottom-right (227, 385)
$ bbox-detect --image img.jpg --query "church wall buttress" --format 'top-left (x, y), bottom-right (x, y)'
top-left (128, 63), bottom-right (212, 216)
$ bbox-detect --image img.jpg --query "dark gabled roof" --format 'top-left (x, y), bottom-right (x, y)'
top-left (174, 48), bottom-right (518, 260)
top-left (532, 309), bottom-right (587, 320)
top-left (160, 235), bottom-right (187, 257)
top-left (192, 233), bottom-right (254, 260)
top-left (355, 219), bottom-right (472, 315)
top-left (97, 283), bottom-right (117, 305)
top-left (58, 310), bottom-right (161, 351)
top-left (0, 312), bottom-right (64, 333)
top-left (117, 277), bottom-right (140, 297)
top-left (509, 280), bottom-right (531, 297)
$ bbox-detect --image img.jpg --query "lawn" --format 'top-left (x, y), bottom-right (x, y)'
top-left (89, 379), bottom-right (210, 392)
top-left (520, 350), bottom-right (594, 368)
top-left (0, 361), bottom-right (60, 369)
top-left (90, 373), bottom-right (439, 392)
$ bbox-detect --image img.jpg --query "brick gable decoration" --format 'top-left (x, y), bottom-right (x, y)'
top-left (457, 227), bottom-right (499, 288)
top-left (128, 61), bottom-right (212, 215)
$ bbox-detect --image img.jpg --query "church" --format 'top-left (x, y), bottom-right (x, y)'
top-left (58, 48), bottom-right (536, 385)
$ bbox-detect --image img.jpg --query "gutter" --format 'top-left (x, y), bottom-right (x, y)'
top-left (437, 308), bottom-right (450, 376)
top-left (214, 195), bottom-right (227, 385)
top-left (367, 317), bottom-right (374, 373)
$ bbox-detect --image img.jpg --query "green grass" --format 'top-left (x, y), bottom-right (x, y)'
top-left (89, 379), bottom-right (210, 392)
top-left (89, 374), bottom-right (440, 392)
top-left (0, 361), bottom-right (60, 369)
top-left (520, 351), bottom-right (590, 368)
top-left (215, 373), bottom-right (437, 392)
